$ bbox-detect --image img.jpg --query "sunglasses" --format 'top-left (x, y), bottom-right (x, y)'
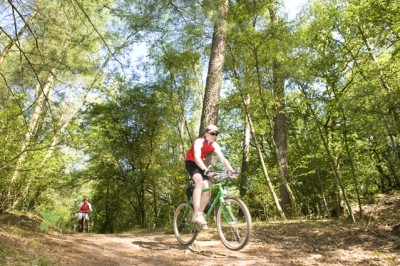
top-left (209, 132), bottom-right (219, 136)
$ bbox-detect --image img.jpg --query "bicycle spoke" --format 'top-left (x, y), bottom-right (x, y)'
top-left (173, 201), bottom-right (199, 245)
top-left (217, 197), bottom-right (251, 251)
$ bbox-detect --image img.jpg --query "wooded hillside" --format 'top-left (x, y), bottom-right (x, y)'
top-left (0, 0), bottom-right (399, 233)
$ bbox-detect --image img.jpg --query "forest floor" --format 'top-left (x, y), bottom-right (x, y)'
top-left (1, 190), bottom-right (400, 266)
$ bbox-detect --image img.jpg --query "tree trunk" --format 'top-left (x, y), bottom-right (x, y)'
top-left (340, 109), bottom-right (363, 219)
top-left (240, 94), bottom-right (251, 197)
top-left (357, 25), bottom-right (400, 159)
top-left (6, 73), bottom-right (55, 210)
top-left (268, 0), bottom-right (295, 216)
top-left (167, 71), bottom-right (187, 159)
top-left (300, 85), bottom-right (356, 223)
top-left (12, 88), bottom-right (88, 209)
top-left (228, 50), bottom-right (284, 218)
top-left (199, 0), bottom-right (229, 134)
top-left (0, 10), bottom-right (37, 65)
top-left (240, 91), bottom-right (286, 219)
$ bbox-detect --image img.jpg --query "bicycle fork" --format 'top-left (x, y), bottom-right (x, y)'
top-left (220, 199), bottom-right (238, 224)
top-left (219, 186), bottom-right (238, 225)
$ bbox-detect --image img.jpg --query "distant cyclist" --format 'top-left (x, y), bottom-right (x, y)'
top-left (185, 124), bottom-right (236, 226)
top-left (77, 196), bottom-right (92, 231)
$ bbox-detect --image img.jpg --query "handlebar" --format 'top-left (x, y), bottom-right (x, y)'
top-left (207, 171), bottom-right (239, 182)
top-left (204, 165), bottom-right (239, 180)
top-left (78, 211), bottom-right (92, 217)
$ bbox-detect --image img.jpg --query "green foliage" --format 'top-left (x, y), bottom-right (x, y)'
top-left (39, 210), bottom-right (61, 232)
top-left (36, 188), bottom-right (76, 232)
top-left (1, 0), bottom-right (399, 230)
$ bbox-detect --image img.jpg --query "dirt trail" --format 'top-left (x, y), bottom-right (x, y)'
top-left (1, 220), bottom-right (398, 265)
top-left (1, 191), bottom-right (400, 265)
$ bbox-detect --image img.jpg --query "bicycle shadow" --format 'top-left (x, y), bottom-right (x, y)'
top-left (131, 236), bottom-right (239, 259)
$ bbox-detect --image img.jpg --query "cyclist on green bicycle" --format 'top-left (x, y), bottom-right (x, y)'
top-left (185, 124), bottom-right (236, 226)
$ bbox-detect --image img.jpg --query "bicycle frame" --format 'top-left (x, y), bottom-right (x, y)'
top-left (78, 212), bottom-right (90, 233)
top-left (185, 179), bottom-right (234, 225)
top-left (197, 184), bottom-right (222, 220)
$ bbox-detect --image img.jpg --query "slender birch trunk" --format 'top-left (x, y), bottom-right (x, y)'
top-left (300, 85), bottom-right (356, 223)
top-left (9, 73), bottom-right (55, 185)
top-left (0, 11), bottom-right (37, 65)
top-left (357, 25), bottom-right (400, 159)
top-left (12, 88), bottom-right (88, 209)
top-left (240, 95), bottom-right (251, 197)
top-left (240, 90), bottom-right (286, 219)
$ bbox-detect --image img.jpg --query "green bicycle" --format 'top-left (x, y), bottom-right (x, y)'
top-left (173, 169), bottom-right (252, 251)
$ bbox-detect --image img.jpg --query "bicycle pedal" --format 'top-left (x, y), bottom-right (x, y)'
top-left (195, 223), bottom-right (203, 232)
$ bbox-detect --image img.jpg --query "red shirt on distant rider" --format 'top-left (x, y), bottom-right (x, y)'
top-left (78, 196), bottom-right (92, 220)
top-left (80, 201), bottom-right (91, 212)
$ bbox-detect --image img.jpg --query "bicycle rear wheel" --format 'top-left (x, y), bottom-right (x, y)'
top-left (216, 196), bottom-right (252, 251)
top-left (173, 201), bottom-right (199, 245)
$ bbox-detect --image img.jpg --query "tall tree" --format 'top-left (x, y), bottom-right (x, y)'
top-left (268, 0), bottom-right (296, 216)
top-left (199, 0), bottom-right (229, 134)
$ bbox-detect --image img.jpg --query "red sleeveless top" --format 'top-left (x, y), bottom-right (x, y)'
top-left (185, 138), bottom-right (215, 162)
top-left (80, 203), bottom-right (90, 212)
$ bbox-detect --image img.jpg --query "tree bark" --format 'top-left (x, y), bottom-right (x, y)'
top-left (240, 90), bottom-right (286, 219)
top-left (268, 0), bottom-right (296, 216)
top-left (240, 94), bottom-right (251, 197)
top-left (12, 88), bottom-right (88, 209)
top-left (199, 0), bottom-right (229, 135)
top-left (227, 45), bottom-right (284, 217)
top-left (9, 73), bottom-right (55, 185)
top-left (300, 85), bottom-right (356, 223)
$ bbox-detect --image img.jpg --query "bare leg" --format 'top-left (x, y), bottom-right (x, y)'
top-left (192, 173), bottom-right (204, 215)
top-left (199, 180), bottom-right (211, 213)
top-left (192, 174), bottom-right (211, 225)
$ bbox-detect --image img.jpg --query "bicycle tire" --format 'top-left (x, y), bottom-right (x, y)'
top-left (77, 218), bottom-right (83, 233)
top-left (216, 196), bottom-right (252, 251)
top-left (173, 201), bottom-right (199, 245)
top-left (84, 219), bottom-right (89, 233)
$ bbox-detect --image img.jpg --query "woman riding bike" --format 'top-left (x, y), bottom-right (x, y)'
top-left (77, 196), bottom-right (92, 232)
top-left (185, 124), bottom-right (236, 226)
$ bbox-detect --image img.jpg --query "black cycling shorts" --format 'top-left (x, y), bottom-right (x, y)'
top-left (185, 160), bottom-right (209, 181)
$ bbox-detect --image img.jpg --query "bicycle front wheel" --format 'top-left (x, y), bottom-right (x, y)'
top-left (84, 220), bottom-right (89, 233)
top-left (173, 201), bottom-right (199, 245)
top-left (216, 196), bottom-right (252, 251)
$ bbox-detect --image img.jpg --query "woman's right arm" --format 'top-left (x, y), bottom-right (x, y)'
top-left (193, 139), bottom-right (207, 171)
